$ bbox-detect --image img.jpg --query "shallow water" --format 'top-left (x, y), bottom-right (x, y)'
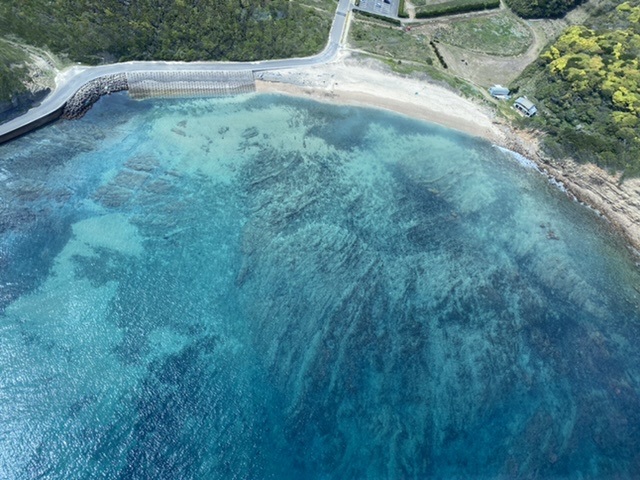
top-left (1, 93), bottom-right (640, 479)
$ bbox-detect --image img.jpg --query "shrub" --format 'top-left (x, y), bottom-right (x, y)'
top-left (414, 0), bottom-right (500, 18)
top-left (353, 9), bottom-right (403, 25)
top-left (518, 2), bottom-right (640, 174)
top-left (504, 0), bottom-right (587, 19)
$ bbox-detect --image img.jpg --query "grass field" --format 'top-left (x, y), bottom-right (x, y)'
top-left (350, 20), bottom-right (436, 65)
top-left (434, 13), bottom-right (533, 56)
top-left (348, 18), bottom-right (488, 101)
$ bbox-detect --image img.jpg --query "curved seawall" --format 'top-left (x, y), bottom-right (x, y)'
top-left (62, 74), bottom-right (129, 119)
top-left (0, 106), bottom-right (64, 144)
top-left (0, 0), bottom-right (350, 145)
top-left (0, 70), bottom-right (257, 144)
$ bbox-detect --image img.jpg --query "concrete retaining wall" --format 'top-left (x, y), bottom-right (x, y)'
top-left (127, 71), bottom-right (256, 99)
top-left (0, 107), bottom-right (64, 145)
top-left (0, 70), bottom-right (257, 144)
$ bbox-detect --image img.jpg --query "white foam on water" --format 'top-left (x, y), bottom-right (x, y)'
top-left (494, 145), bottom-right (573, 194)
top-left (494, 145), bottom-right (540, 171)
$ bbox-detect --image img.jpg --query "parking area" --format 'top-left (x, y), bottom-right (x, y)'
top-left (356, 0), bottom-right (399, 18)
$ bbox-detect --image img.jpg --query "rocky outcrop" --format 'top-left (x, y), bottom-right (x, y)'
top-left (543, 159), bottom-right (640, 255)
top-left (502, 129), bottom-right (640, 256)
top-left (61, 74), bottom-right (128, 119)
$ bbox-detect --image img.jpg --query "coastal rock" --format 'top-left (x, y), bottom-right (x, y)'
top-left (504, 130), bottom-right (640, 255)
top-left (61, 74), bottom-right (128, 120)
top-left (548, 160), bottom-right (640, 254)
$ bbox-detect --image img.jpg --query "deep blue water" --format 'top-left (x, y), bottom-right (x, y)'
top-left (1, 93), bottom-right (640, 479)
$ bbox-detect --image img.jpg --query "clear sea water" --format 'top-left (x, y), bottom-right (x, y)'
top-left (1, 93), bottom-right (640, 479)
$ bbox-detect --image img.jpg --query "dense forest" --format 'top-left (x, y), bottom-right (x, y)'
top-left (504, 0), bottom-right (587, 18)
top-left (0, 0), bottom-right (333, 64)
top-left (520, 0), bottom-right (640, 174)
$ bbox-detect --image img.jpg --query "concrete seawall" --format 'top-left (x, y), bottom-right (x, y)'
top-left (0, 70), bottom-right (256, 145)
top-left (127, 71), bottom-right (255, 99)
top-left (0, 0), bottom-right (350, 146)
top-left (0, 107), bottom-right (64, 145)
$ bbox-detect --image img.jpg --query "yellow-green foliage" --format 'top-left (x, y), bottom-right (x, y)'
top-left (523, 0), bottom-right (640, 173)
top-left (617, 1), bottom-right (640, 22)
top-left (543, 25), bottom-right (640, 116)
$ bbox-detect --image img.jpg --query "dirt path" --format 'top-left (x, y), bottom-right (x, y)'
top-left (431, 16), bottom-right (547, 87)
top-left (3, 39), bottom-right (63, 93)
top-left (404, 0), bottom-right (416, 20)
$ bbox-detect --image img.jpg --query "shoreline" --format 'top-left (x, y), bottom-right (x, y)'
top-left (255, 56), bottom-right (640, 257)
top-left (256, 58), bottom-right (508, 145)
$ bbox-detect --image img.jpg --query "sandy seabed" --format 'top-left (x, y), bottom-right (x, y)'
top-left (256, 55), bottom-right (640, 256)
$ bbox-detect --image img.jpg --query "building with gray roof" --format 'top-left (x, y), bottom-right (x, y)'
top-left (514, 97), bottom-right (537, 117)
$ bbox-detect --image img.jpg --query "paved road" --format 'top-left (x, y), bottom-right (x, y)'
top-left (0, 0), bottom-right (352, 144)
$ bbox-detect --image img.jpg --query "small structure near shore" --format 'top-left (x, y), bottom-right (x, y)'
top-left (489, 85), bottom-right (510, 99)
top-left (514, 96), bottom-right (537, 117)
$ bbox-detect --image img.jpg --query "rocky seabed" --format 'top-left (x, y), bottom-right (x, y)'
top-left (503, 131), bottom-right (640, 257)
top-left (546, 159), bottom-right (640, 255)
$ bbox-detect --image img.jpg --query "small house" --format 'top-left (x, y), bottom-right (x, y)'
top-left (489, 85), bottom-right (510, 99)
top-left (514, 97), bottom-right (537, 117)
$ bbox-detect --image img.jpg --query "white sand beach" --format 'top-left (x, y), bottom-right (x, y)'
top-left (255, 55), bottom-right (640, 254)
top-left (256, 56), bottom-right (508, 145)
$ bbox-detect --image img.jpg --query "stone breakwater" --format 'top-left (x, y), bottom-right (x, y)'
top-left (62, 74), bottom-right (129, 119)
top-left (60, 71), bottom-right (257, 119)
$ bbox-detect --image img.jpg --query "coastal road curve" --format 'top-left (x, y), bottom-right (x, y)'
top-left (0, 0), bottom-right (351, 144)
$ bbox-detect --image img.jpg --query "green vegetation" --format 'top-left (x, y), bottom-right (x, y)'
top-left (414, 0), bottom-right (500, 19)
top-left (519, 1), bottom-right (640, 174)
top-left (435, 14), bottom-right (533, 56)
top-left (0, 39), bottom-right (30, 101)
top-left (353, 10), bottom-right (403, 25)
top-left (378, 55), bottom-right (484, 99)
top-left (0, 0), bottom-right (333, 64)
top-left (350, 20), bottom-right (435, 64)
top-left (504, 0), bottom-right (586, 18)
top-left (349, 20), bottom-right (486, 101)
top-left (398, 0), bottom-right (409, 18)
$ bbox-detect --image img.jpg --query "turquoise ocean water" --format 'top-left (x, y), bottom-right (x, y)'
top-left (1, 93), bottom-right (640, 478)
